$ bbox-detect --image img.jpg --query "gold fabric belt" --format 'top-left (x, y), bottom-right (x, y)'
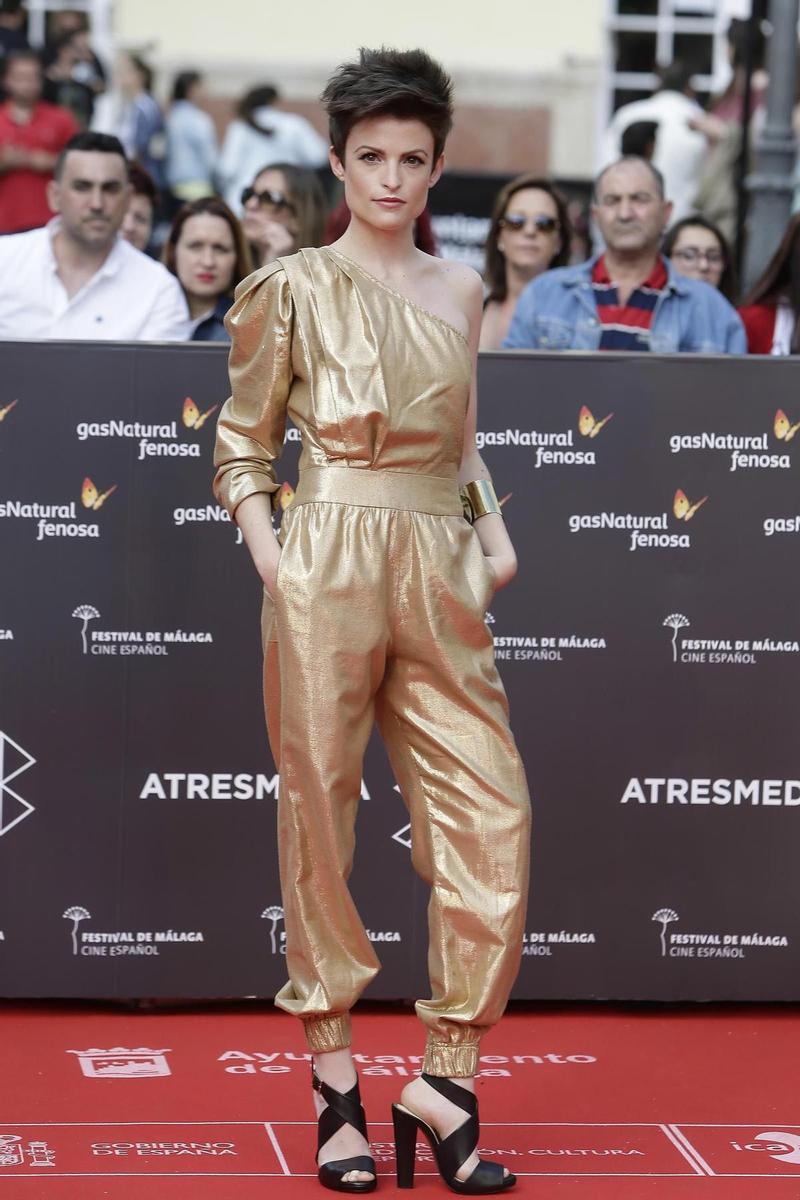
top-left (293, 467), bottom-right (463, 516)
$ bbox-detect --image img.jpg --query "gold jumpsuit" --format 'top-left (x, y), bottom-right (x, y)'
top-left (213, 247), bottom-right (531, 1077)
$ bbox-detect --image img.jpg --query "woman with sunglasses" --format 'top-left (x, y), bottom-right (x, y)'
top-left (663, 216), bottom-right (736, 302)
top-left (214, 46), bottom-right (529, 1195)
top-left (241, 161), bottom-right (328, 267)
top-left (480, 174), bottom-right (572, 350)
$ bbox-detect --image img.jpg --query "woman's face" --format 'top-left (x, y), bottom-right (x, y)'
top-left (121, 193), bottom-right (153, 252)
top-left (242, 168), bottom-right (298, 241)
top-left (670, 225), bottom-right (725, 289)
top-left (174, 213), bottom-right (236, 304)
top-left (332, 115), bottom-right (442, 234)
top-left (497, 187), bottom-right (562, 280)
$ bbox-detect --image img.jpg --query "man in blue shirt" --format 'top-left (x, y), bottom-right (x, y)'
top-left (504, 157), bottom-right (746, 355)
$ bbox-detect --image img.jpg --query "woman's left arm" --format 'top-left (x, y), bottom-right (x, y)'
top-left (458, 269), bottom-right (518, 590)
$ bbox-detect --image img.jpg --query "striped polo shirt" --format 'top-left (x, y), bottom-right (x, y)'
top-left (591, 254), bottom-right (669, 351)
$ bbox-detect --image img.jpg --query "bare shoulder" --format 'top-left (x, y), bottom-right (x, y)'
top-left (426, 256), bottom-right (483, 305)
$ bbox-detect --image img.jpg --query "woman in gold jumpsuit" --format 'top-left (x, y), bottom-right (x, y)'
top-left (213, 48), bottom-right (531, 1196)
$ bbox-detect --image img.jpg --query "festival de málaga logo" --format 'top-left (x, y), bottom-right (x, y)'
top-left (662, 611), bottom-right (798, 666)
top-left (62, 904), bottom-right (204, 958)
top-left (668, 407), bottom-right (799, 471)
top-left (650, 906), bottom-right (789, 960)
top-left (71, 603), bottom-right (213, 657)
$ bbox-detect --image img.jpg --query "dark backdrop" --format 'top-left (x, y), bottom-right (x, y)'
top-left (0, 343), bottom-right (798, 1000)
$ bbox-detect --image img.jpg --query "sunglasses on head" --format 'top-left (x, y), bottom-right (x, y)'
top-left (501, 214), bottom-right (559, 234)
top-left (240, 186), bottom-right (296, 214)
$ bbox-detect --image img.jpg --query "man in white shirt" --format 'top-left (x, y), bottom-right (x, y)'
top-left (600, 63), bottom-right (708, 225)
top-left (0, 130), bottom-right (191, 340)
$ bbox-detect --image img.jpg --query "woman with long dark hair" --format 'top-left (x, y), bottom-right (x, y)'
top-left (480, 174), bottom-right (571, 349)
top-left (241, 160), bottom-right (327, 267)
top-left (163, 197), bottom-right (251, 341)
top-left (663, 215), bottom-right (737, 302)
top-left (214, 46), bottom-right (530, 1195)
top-left (738, 213), bottom-right (800, 353)
top-left (218, 83), bottom-right (327, 213)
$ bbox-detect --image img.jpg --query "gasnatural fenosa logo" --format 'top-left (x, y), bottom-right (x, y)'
top-left (568, 486), bottom-right (706, 551)
top-left (81, 477), bottom-right (117, 511)
top-left (476, 403), bottom-right (613, 468)
top-left (773, 408), bottom-right (800, 444)
top-left (578, 405), bottom-right (613, 438)
top-left (182, 396), bottom-right (218, 431)
top-left (672, 490), bottom-right (707, 522)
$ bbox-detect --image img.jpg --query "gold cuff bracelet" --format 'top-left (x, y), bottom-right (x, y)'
top-left (460, 479), bottom-right (502, 523)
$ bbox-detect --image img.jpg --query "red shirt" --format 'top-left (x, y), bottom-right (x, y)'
top-left (0, 101), bottom-right (78, 234)
top-left (591, 254), bottom-right (669, 351)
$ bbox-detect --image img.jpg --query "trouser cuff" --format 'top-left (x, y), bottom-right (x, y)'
top-left (423, 1038), bottom-right (480, 1077)
top-left (303, 1013), bottom-right (352, 1053)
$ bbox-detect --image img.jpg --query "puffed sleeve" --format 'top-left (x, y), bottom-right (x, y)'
top-left (212, 263), bottom-right (293, 519)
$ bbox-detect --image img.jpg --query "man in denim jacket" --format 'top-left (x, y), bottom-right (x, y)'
top-left (504, 157), bottom-right (746, 355)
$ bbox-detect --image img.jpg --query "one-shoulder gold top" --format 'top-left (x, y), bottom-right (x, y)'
top-left (212, 246), bottom-right (472, 518)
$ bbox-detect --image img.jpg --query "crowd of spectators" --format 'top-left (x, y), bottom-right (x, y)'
top-left (0, 6), bottom-right (797, 355)
top-left (0, 6), bottom-right (331, 344)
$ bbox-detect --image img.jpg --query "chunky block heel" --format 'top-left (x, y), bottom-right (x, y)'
top-left (391, 1074), bottom-right (515, 1194)
top-left (392, 1103), bottom-right (418, 1188)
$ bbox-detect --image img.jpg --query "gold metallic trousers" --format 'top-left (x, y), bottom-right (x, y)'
top-left (262, 468), bottom-right (531, 1077)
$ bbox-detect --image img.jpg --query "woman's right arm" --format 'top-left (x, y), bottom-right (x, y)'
top-left (213, 264), bottom-right (294, 594)
top-left (234, 493), bottom-right (281, 593)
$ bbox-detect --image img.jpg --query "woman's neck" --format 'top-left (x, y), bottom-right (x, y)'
top-left (504, 262), bottom-right (538, 302)
top-left (331, 215), bottom-right (419, 279)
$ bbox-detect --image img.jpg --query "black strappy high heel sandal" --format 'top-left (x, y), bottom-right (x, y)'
top-left (391, 1072), bottom-right (515, 1194)
top-left (313, 1067), bottom-right (377, 1193)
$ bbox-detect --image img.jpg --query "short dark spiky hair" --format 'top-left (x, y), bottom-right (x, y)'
top-left (55, 131), bottom-right (128, 180)
top-left (320, 47), bottom-right (453, 162)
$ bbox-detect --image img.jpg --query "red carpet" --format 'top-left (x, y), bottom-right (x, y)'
top-left (1, 1001), bottom-right (798, 1198)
